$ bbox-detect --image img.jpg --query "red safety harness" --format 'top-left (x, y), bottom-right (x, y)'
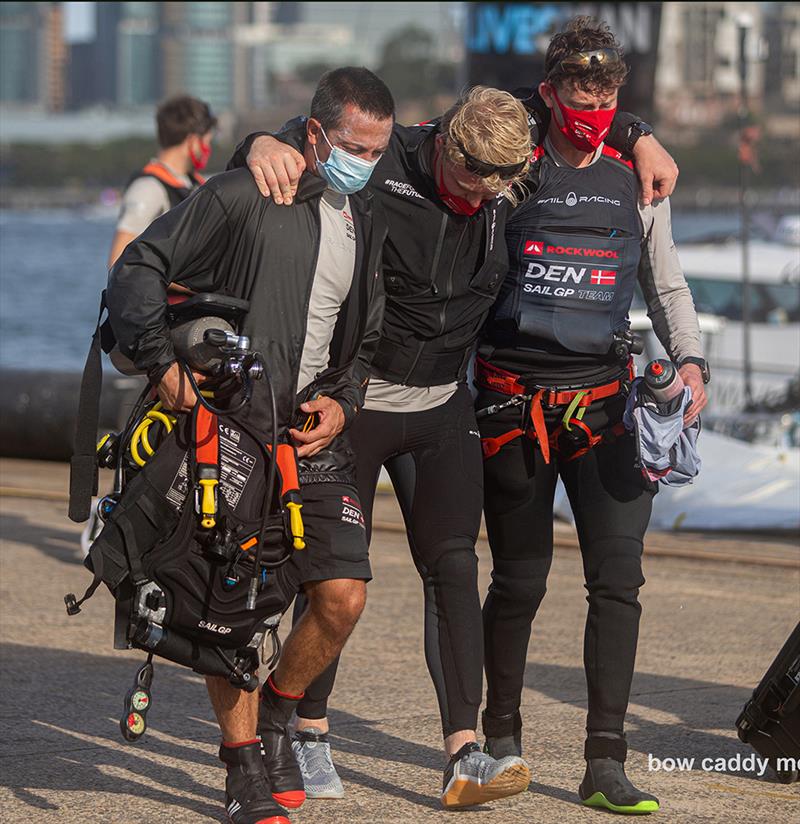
top-left (476, 357), bottom-right (632, 462)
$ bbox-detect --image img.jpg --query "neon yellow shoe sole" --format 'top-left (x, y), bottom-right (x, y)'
top-left (582, 791), bottom-right (660, 814)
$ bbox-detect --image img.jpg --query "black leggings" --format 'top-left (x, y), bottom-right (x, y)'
top-left (293, 385), bottom-right (485, 736)
top-left (478, 388), bottom-right (655, 737)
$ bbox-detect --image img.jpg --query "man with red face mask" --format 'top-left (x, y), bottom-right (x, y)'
top-left (476, 16), bottom-right (709, 814)
top-left (108, 95), bottom-right (217, 267)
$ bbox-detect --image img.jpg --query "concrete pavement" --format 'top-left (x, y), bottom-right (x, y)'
top-left (0, 458), bottom-right (798, 823)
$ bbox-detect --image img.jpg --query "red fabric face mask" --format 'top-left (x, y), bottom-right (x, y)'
top-left (190, 140), bottom-right (212, 171)
top-left (551, 87), bottom-right (616, 152)
top-left (435, 151), bottom-right (482, 216)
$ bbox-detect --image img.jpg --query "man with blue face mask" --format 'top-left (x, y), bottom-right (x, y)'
top-left (105, 67), bottom-right (393, 824)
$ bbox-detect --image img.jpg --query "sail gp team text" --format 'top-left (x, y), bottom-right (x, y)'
top-left (523, 261), bottom-right (616, 301)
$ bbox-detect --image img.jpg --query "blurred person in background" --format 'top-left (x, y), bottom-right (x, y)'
top-left (107, 95), bottom-right (217, 267)
top-left (476, 16), bottom-right (709, 814)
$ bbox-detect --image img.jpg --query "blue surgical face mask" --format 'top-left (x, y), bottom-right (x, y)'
top-left (313, 127), bottom-right (380, 194)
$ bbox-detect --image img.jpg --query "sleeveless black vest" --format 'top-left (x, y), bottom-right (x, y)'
top-left (487, 149), bottom-right (642, 356)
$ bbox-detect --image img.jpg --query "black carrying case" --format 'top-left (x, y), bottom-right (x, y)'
top-left (736, 621), bottom-right (800, 783)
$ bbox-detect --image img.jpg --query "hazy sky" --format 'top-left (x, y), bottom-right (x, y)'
top-left (64, 1), bottom-right (95, 44)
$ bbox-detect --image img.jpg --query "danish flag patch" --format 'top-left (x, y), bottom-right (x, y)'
top-left (591, 269), bottom-right (616, 285)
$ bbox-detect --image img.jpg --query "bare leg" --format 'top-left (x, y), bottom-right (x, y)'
top-left (206, 676), bottom-right (259, 742)
top-left (295, 715), bottom-right (329, 733)
top-left (444, 730), bottom-right (478, 758)
top-left (272, 578), bottom-right (366, 694)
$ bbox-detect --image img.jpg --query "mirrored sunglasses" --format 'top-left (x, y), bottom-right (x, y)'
top-left (551, 48), bottom-right (622, 76)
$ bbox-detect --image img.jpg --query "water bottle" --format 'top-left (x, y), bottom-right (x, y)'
top-left (642, 359), bottom-right (685, 414)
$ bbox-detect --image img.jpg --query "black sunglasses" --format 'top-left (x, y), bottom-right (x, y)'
top-left (453, 139), bottom-right (528, 180)
top-left (549, 48), bottom-right (622, 76)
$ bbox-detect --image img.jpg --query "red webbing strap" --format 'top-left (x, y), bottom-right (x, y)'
top-left (481, 428), bottom-right (525, 459)
top-left (528, 390), bottom-right (550, 464)
top-left (545, 379), bottom-right (623, 407)
top-left (195, 406), bottom-right (219, 467)
top-left (475, 356), bottom-right (527, 395)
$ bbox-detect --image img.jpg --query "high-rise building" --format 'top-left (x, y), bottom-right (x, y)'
top-left (0, 3), bottom-right (43, 106)
top-left (67, 2), bottom-right (122, 109)
top-left (655, 2), bottom-right (766, 132)
top-left (0, 2), bottom-right (68, 112)
top-left (764, 3), bottom-right (800, 112)
top-left (117, 2), bottom-right (160, 107)
top-left (161, 2), bottom-right (251, 113)
top-left (40, 3), bottom-right (67, 112)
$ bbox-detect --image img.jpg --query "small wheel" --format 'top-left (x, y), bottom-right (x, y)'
top-left (776, 768), bottom-right (799, 784)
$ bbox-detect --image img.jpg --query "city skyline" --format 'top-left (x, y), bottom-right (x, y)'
top-left (0, 2), bottom-right (798, 145)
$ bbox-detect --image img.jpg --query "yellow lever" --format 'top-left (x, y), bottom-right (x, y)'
top-left (198, 478), bottom-right (218, 528)
top-left (286, 501), bottom-right (305, 550)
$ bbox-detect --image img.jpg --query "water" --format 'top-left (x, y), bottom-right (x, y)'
top-left (0, 208), bottom-right (785, 372)
top-left (0, 211), bottom-right (114, 370)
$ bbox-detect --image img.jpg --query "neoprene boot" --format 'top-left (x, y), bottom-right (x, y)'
top-left (579, 735), bottom-right (660, 814)
top-left (219, 741), bottom-right (290, 824)
top-left (482, 709), bottom-right (523, 759)
top-left (258, 676), bottom-right (306, 809)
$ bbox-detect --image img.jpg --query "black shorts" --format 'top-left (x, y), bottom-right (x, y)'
top-left (283, 482), bottom-right (371, 589)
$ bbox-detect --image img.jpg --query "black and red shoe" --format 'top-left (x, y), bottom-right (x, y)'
top-left (258, 677), bottom-right (306, 809)
top-left (220, 740), bottom-right (290, 824)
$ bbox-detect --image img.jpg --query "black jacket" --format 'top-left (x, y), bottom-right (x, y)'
top-left (228, 94), bottom-right (641, 388)
top-left (107, 168), bottom-right (387, 482)
top-left (230, 122), bottom-right (510, 387)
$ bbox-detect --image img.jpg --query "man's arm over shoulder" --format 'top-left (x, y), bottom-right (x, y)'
top-left (227, 117), bottom-right (308, 171)
top-left (637, 197), bottom-right (703, 364)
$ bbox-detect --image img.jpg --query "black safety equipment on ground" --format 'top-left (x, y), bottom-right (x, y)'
top-left (736, 621), bottom-right (800, 784)
top-left (65, 292), bottom-right (304, 699)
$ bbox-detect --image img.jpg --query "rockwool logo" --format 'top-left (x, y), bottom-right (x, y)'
top-left (524, 240), bottom-right (544, 255)
top-left (547, 245), bottom-right (619, 259)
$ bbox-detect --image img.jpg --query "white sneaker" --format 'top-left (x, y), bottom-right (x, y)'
top-left (291, 727), bottom-right (345, 799)
top-left (441, 741), bottom-right (530, 808)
